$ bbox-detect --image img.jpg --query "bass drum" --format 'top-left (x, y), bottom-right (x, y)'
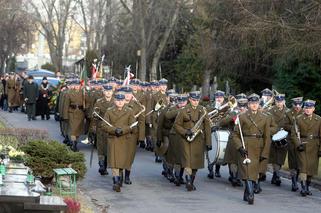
top-left (207, 130), bottom-right (230, 165)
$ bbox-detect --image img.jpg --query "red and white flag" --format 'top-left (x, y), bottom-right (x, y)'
top-left (91, 63), bottom-right (97, 80)
top-left (123, 65), bottom-right (134, 86)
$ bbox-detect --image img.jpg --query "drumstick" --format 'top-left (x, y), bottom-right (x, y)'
top-left (236, 115), bottom-right (251, 164)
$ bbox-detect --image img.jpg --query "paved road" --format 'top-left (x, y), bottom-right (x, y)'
top-left (1, 110), bottom-right (321, 213)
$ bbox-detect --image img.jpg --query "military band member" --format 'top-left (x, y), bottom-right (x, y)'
top-left (92, 85), bottom-right (113, 175)
top-left (268, 94), bottom-right (288, 186)
top-left (63, 83), bottom-right (86, 152)
top-left (122, 86), bottom-right (145, 184)
top-left (291, 100), bottom-right (321, 196)
top-left (260, 88), bottom-right (274, 110)
top-left (219, 97), bottom-right (248, 187)
top-left (156, 91), bottom-right (177, 182)
top-left (166, 94), bottom-right (188, 186)
top-left (174, 91), bottom-right (211, 191)
top-left (151, 79), bottom-right (169, 163)
top-left (101, 92), bottom-right (136, 192)
top-left (233, 94), bottom-right (270, 204)
top-left (208, 90), bottom-right (226, 178)
top-left (284, 97), bottom-right (303, 191)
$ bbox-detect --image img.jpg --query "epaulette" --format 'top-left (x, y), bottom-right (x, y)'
top-left (296, 114), bottom-right (303, 120)
top-left (107, 106), bottom-right (115, 111)
top-left (262, 111), bottom-right (271, 116)
top-left (285, 108), bottom-right (291, 113)
top-left (314, 114), bottom-right (321, 121)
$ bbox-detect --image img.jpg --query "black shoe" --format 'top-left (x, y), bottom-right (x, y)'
top-left (71, 141), bottom-right (78, 152)
top-left (271, 172), bottom-right (277, 184)
top-left (28, 117), bottom-right (31, 121)
top-left (208, 171), bottom-right (214, 179)
top-left (124, 170), bottom-right (132, 185)
top-left (247, 181), bottom-right (255, 205)
top-left (139, 141), bottom-right (146, 149)
top-left (300, 181), bottom-right (307, 197)
top-left (229, 175), bottom-right (239, 187)
top-left (98, 160), bottom-right (107, 175)
top-left (41, 115), bottom-right (45, 120)
top-left (215, 165), bottom-right (221, 178)
top-left (185, 175), bottom-right (194, 191)
top-left (191, 174), bottom-right (196, 191)
top-left (236, 178), bottom-right (243, 187)
top-left (155, 156), bottom-right (162, 163)
top-left (46, 115), bottom-right (50, 120)
top-left (291, 176), bottom-right (299, 192)
top-left (253, 181), bottom-right (262, 194)
top-left (259, 173), bottom-right (266, 182)
top-left (113, 176), bottom-right (121, 192)
top-left (174, 174), bottom-right (181, 186)
top-left (306, 180), bottom-right (312, 195)
top-left (32, 117), bottom-right (37, 120)
top-left (275, 175), bottom-right (281, 186)
top-left (9, 108), bottom-right (12, 113)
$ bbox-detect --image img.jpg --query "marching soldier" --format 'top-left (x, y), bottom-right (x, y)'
top-left (151, 79), bottom-right (169, 162)
top-left (23, 75), bottom-right (39, 121)
top-left (174, 91), bottom-right (211, 191)
top-left (268, 94), bottom-right (288, 186)
top-left (260, 88), bottom-right (274, 110)
top-left (166, 94), bottom-right (188, 186)
top-left (291, 100), bottom-right (321, 196)
top-left (63, 83), bottom-right (86, 152)
top-left (284, 97), bottom-right (303, 191)
top-left (156, 90), bottom-right (177, 182)
top-left (208, 90), bottom-right (226, 178)
top-left (122, 86), bottom-right (145, 184)
top-left (101, 92), bottom-right (136, 192)
top-left (219, 97), bottom-right (248, 187)
top-left (92, 85), bottom-right (114, 175)
top-left (233, 94), bottom-right (270, 204)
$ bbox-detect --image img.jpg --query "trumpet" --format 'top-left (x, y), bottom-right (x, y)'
top-left (208, 95), bottom-right (237, 120)
top-left (262, 89), bottom-right (279, 110)
top-left (187, 107), bottom-right (207, 142)
top-left (154, 99), bottom-right (166, 112)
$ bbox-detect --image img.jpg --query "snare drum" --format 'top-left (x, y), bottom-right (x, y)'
top-left (207, 130), bottom-right (230, 165)
top-left (272, 129), bottom-right (288, 147)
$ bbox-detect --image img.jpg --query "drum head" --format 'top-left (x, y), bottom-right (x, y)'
top-left (272, 129), bottom-right (288, 141)
top-left (207, 130), bottom-right (230, 165)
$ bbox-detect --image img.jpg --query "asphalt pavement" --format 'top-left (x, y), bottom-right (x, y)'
top-left (1, 110), bottom-right (321, 213)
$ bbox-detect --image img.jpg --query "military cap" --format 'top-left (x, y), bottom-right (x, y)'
top-left (116, 80), bottom-right (123, 85)
top-left (166, 89), bottom-right (176, 96)
top-left (177, 94), bottom-right (188, 102)
top-left (159, 78), bottom-right (168, 85)
top-left (114, 92), bottom-right (125, 100)
top-left (119, 86), bottom-right (133, 93)
top-left (103, 85), bottom-right (113, 91)
top-left (214, 90), bottom-right (225, 97)
top-left (248, 93), bottom-right (260, 102)
top-left (261, 88), bottom-right (273, 96)
top-left (274, 94), bottom-right (285, 101)
top-left (27, 75), bottom-right (34, 79)
top-left (236, 93), bottom-right (247, 100)
top-left (109, 77), bottom-right (117, 83)
top-left (303, 99), bottom-right (316, 108)
top-left (150, 81), bottom-right (159, 86)
top-left (291, 97), bottom-right (303, 105)
top-left (189, 91), bottom-right (201, 100)
top-left (237, 98), bottom-right (248, 107)
top-left (130, 79), bottom-right (141, 85)
top-left (144, 82), bottom-right (150, 87)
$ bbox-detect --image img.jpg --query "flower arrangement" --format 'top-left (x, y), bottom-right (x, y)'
top-left (0, 144), bottom-right (25, 162)
top-left (63, 197), bottom-right (81, 213)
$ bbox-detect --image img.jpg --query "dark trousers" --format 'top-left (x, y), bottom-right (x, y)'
top-left (26, 103), bottom-right (36, 119)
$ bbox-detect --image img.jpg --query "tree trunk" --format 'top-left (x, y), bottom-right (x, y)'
top-left (202, 69), bottom-right (211, 97)
top-left (138, 0), bottom-right (147, 81)
top-left (150, 1), bottom-right (180, 80)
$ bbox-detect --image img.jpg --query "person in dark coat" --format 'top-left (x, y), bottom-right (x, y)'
top-left (37, 76), bottom-right (51, 120)
top-left (23, 75), bottom-right (39, 121)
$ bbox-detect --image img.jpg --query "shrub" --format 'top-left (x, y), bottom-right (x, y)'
top-left (21, 141), bottom-right (86, 182)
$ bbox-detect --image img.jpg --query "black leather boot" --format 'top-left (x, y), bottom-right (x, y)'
top-left (124, 170), bottom-right (132, 184)
top-left (185, 175), bottom-right (193, 191)
top-left (155, 155), bottom-right (162, 163)
top-left (113, 176), bottom-right (121, 192)
top-left (300, 181), bottom-right (307, 197)
top-left (247, 181), bottom-right (254, 204)
top-left (253, 181), bottom-right (262, 194)
top-left (191, 174), bottom-right (196, 191)
top-left (243, 182), bottom-right (249, 202)
top-left (98, 160), bottom-right (107, 175)
top-left (271, 172), bottom-right (277, 184)
top-left (291, 176), bottom-right (298, 192)
top-left (71, 141), bottom-right (78, 152)
top-left (228, 173), bottom-right (238, 187)
top-left (119, 170), bottom-right (123, 187)
top-left (275, 171), bottom-right (281, 186)
top-left (179, 168), bottom-right (185, 184)
top-left (167, 169), bottom-right (175, 183)
top-left (306, 180), bottom-right (312, 195)
top-left (9, 107), bottom-right (12, 113)
top-left (174, 171), bottom-right (181, 186)
top-left (207, 163), bottom-right (214, 179)
top-left (215, 165), bottom-right (221, 178)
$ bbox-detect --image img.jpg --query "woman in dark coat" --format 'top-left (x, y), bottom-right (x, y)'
top-left (37, 77), bottom-right (51, 120)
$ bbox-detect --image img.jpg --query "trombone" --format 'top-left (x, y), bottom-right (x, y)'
top-left (92, 107), bottom-right (114, 127)
top-left (132, 96), bottom-right (146, 118)
top-left (208, 95), bottom-right (237, 120)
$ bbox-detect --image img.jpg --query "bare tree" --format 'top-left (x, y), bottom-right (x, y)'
top-left (29, 0), bottom-right (77, 72)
